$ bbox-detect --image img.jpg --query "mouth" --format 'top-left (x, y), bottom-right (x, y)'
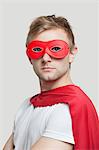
top-left (41, 67), bottom-right (56, 71)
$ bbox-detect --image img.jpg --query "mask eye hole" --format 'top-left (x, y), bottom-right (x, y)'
top-left (32, 47), bottom-right (42, 52)
top-left (51, 46), bottom-right (62, 52)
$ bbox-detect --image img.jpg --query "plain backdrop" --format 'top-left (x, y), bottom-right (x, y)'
top-left (0, 0), bottom-right (99, 148)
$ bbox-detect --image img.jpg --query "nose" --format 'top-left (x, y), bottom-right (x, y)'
top-left (42, 53), bottom-right (52, 63)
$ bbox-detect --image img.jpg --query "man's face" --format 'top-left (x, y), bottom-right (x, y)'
top-left (30, 29), bottom-right (71, 81)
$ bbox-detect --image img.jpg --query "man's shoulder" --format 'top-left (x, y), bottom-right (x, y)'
top-left (14, 97), bottom-right (31, 122)
top-left (69, 85), bottom-right (97, 115)
top-left (71, 85), bottom-right (92, 104)
top-left (19, 97), bottom-right (31, 108)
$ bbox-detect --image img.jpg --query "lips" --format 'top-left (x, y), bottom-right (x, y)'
top-left (41, 67), bottom-right (56, 71)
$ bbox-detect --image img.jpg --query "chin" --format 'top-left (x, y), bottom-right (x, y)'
top-left (36, 71), bottom-right (61, 81)
top-left (40, 75), bottom-right (59, 82)
top-left (42, 77), bottom-right (54, 81)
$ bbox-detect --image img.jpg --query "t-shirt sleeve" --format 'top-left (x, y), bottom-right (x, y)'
top-left (42, 104), bottom-right (75, 144)
top-left (12, 98), bottom-right (31, 133)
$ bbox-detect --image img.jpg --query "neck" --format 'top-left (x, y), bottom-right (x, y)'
top-left (39, 71), bottom-right (73, 92)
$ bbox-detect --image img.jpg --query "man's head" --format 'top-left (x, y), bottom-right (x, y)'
top-left (26, 15), bottom-right (77, 82)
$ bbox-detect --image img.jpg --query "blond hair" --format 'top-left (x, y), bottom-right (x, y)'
top-left (26, 15), bottom-right (75, 52)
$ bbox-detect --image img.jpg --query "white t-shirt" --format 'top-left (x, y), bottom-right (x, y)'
top-left (13, 98), bottom-right (75, 150)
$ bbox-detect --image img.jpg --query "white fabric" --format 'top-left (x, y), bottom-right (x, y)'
top-left (13, 98), bottom-right (75, 150)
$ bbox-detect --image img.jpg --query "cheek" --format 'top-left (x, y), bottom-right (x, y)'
top-left (32, 60), bottom-right (43, 75)
top-left (56, 58), bottom-right (69, 69)
top-left (31, 59), bottom-right (40, 66)
top-left (56, 60), bottom-right (69, 74)
top-left (31, 61), bottom-right (39, 72)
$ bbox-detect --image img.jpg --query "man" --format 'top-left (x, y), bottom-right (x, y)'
top-left (3, 15), bottom-right (99, 150)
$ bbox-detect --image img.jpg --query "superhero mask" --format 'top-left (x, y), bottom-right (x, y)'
top-left (26, 40), bottom-right (70, 59)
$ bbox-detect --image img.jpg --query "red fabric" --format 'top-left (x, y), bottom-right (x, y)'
top-left (30, 84), bottom-right (99, 149)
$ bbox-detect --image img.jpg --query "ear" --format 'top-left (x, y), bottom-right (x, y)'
top-left (69, 46), bottom-right (78, 63)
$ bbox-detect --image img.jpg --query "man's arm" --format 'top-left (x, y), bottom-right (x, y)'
top-left (3, 133), bottom-right (14, 150)
top-left (31, 137), bottom-right (73, 150)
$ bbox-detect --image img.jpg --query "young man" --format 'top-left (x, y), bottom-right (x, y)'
top-left (3, 15), bottom-right (99, 150)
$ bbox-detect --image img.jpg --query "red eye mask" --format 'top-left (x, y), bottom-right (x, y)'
top-left (26, 40), bottom-right (70, 59)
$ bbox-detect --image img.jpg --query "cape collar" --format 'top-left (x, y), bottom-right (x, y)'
top-left (30, 84), bottom-right (81, 107)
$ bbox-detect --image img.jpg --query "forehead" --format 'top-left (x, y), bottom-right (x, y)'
top-left (33, 28), bottom-right (70, 45)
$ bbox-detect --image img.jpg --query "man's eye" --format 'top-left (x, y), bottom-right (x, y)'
top-left (51, 47), bottom-right (61, 52)
top-left (32, 47), bottom-right (42, 52)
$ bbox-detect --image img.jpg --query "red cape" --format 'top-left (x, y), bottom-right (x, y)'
top-left (30, 84), bottom-right (99, 149)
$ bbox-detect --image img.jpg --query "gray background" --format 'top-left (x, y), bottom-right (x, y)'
top-left (0, 0), bottom-right (98, 148)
